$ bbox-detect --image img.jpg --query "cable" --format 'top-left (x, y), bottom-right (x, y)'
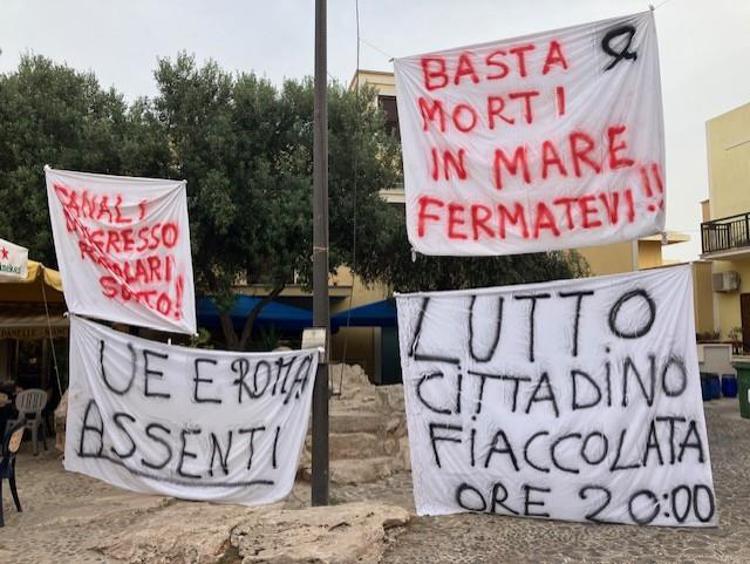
top-left (652, 0), bottom-right (675, 10)
top-left (360, 37), bottom-right (394, 61)
top-left (40, 267), bottom-right (64, 398)
top-left (333, 0), bottom-right (361, 397)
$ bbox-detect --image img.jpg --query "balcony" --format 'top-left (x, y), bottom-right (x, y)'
top-left (701, 211), bottom-right (750, 259)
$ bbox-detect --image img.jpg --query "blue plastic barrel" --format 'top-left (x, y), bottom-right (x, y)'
top-left (700, 375), bottom-right (712, 401)
top-left (707, 373), bottom-right (721, 399)
top-left (722, 374), bottom-right (738, 398)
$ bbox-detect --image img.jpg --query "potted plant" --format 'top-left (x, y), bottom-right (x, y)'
top-left (728, 326), bottom-right (743, 355)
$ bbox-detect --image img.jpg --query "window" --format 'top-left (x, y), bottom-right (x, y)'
top-left (378, 95), bottom-right (400, 139)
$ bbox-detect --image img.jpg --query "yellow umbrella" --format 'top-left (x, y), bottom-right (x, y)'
top-left (0, 260), bottom-right (64, 302)
top-left (0, 260), bottom-right (66, 339)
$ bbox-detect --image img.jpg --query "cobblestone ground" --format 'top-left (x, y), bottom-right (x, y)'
top-left (0, 399), bottom-right (747, 563)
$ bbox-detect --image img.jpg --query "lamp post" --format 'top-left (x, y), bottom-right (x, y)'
top-left (311, 0), bottom-right (330, 506)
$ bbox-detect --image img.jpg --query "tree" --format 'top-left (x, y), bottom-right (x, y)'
top-left (150, 54), bottom-right (403, 349)
top-left (0, 56), bottom-right (123, 265)
top-left (354, 208), bottom-right (589, 293)
top-left (0, 55), bottom-right (172, 266)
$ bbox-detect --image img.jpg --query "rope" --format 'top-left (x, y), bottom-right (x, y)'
top-left (652, 0), bottom-right (675, 10)
top-left (40, 267), bottom-right (64, 397)
top-left (333, 0), bottom-right (362, 397)
top-left (360, 37), bottom-right (394, 61)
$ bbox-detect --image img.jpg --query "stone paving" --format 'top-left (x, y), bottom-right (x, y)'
top-left (0, 398), bottom-right (748, 563)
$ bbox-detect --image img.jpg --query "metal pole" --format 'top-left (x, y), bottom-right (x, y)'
top-left (311, 0), bottom-right (330, 506)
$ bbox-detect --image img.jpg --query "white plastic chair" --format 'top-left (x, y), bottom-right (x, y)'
top-left (4, 389), bottom-right (48, 456)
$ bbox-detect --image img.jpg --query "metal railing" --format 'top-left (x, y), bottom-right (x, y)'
top-left (701, 211), bottom-right (750, 254)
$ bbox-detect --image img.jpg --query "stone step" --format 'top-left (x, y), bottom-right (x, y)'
top-left (329, 396), bottom-right (385, 411)
top-left (328, 411), bottom-right (389, 435)
top-left (300, 456), bottom-right (398, 485)
top-left (305, 431), bottom-right (388, 460)
top-left (331, 457), bottom-right (399, 484)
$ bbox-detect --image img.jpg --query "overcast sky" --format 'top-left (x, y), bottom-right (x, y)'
top-left (2, 0), bottom-right (749, 260)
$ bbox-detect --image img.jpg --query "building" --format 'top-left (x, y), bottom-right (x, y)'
top-left (576, 233), bottom-right (687, 275)
top-left (219, 265), bottom-right (388, 383)
top-left (700, 102), bottom-right (750, 352)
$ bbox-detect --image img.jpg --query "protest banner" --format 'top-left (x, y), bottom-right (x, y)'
top-left (0, 238), bottom-right (28, 280)
top-left (396, 266), bottom-right (716, 526)
top-left (45, 167), bottom-right (196, 334)
top-left (394, 11), bottom-right (665, 255)
top-left (64, 315), bottom-right (318, 505)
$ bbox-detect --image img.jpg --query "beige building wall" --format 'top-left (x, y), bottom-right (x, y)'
top-left (710, 259), bottom-right (750, 339)
top-left (351, 70), bottom-right (396, 96)
top-left (703, 102), bottom-right (750, 342)
top-left (638, 240), bottom-right (665, 270)
top-left (577, 237), bottom-right (687, 276)
top-left (692, 261), bottom-right (715, 335)
top-left (700, 199), bottom-right (711, 222)
top-left (577, 241), bottom-right (635, 275)
top-left (706, 102), bottom-right (750, 220)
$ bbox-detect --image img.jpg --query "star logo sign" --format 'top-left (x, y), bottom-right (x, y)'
top-left (0, 247), bottom-right (8, 260)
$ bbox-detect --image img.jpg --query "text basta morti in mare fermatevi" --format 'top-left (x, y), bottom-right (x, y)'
top-left (394, 11), bottom-right (665, 256)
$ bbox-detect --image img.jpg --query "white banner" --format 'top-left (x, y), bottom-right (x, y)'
top-left (396, 266), bottom-right (716, 526)
top-left (394, 11), bottom-right (665, 255)
top-left (0, 238), bottom-right (28, 280)
top-left (65, 316), bottom-right (318, 506)
top-left (45, 167), bottom-right (196, 334)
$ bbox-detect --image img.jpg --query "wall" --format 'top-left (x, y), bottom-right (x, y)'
top-left (710, 258), bottom-right (750, 339)
top-left (577, 241), bottom-right (635, 275)
top-left (692, 261), bottom-right (715, 335)
top-left (706, 102), bottom-right (750, 220)
top-left (637, 240), bottom-right (664, 270)
top-left (352, 70), bottom-right (396, 96)
top-left (704, 102), bottom-right (750, 341)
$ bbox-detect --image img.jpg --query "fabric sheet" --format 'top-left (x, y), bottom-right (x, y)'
top-left (46, 167), bottom-right (197, 334)
top-left (65, 316), bottom-right (318, 506)
top-left (394, 11), bottom-right (665, 255)
top-left (396, 266), bottom-right (716, 526)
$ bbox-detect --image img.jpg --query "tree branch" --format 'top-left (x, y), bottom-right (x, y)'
top-left (219, 311), bottom-right (240, 350)
top-left (238, 283), bottom-right (286, 350)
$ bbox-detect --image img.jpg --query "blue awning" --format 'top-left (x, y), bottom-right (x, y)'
top-left (198, 296), bottom-right (313, 332)
top-left (332, 299), bottom-right (397, 329)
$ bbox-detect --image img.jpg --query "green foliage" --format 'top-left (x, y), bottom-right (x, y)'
top-left (255, 325), bottom-right (281, 352)
top-left (696, 330), bottom-right (721, 342)
top-left (0, 55), bottom-right (171, 266)
top-left (189, 327), bottom-right (214, 349)
top-left (352, 204), bottom-right (590, 292)
top-left (150, 54), bottom-right (403, 298)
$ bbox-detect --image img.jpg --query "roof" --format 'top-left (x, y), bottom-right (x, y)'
top-left (0, 309), bottom-right (69, 340)
top-left (197, 296), bottom-right (313, 332)
top-left (639, 231), bottom-right (691, 246)
top-left (0, 260), bottom-right (64, 303)
top-left (349, 69), bottom-right (396, 90)
top-left (332, 299), bottom-right (397, 329)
